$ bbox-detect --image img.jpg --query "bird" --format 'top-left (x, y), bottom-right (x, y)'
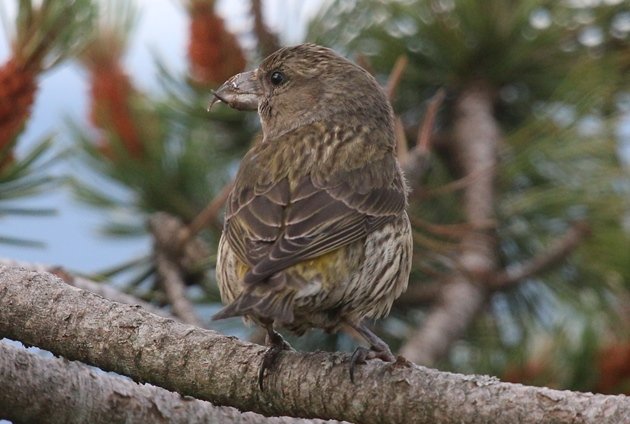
top-left (209, 43), bottom-right (412, 388)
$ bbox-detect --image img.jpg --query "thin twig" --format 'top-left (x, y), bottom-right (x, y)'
top-left (416, 88), bottom-right (445, 153)
top-left (395, 118), bottom-right (409, 164)
top-left (383, 56), bottom-right (409, 164)
top-left (154, 251), bottom-right (204, 327)
top-left (402, 89), bottom-right (445, 182)
top-left (395, 280), bottom-right (444, 307)
top-left (355, 53), bottom-right (373, 75)
top-left (385, 55), bottom-right (408, 102)
top-left (421, 164), bottom-right (495, 198)
top-left (150, 213), bottom-right (205, 327)
top-left (412, 231), bottom-right (458, 253)
top-left (250, 0), bottom-right (280, 57)
top-left (400, 84), bottom-right (499, 365)
top-left (490, 221), bottom-right (591, 289)
top-left (410, 217), bottom-right (474, 239)
top-left (179, 180), bottom-right (233, 245)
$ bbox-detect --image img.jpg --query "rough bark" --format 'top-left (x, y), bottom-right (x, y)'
top-left (0, 341), bottom-right (339, 424)
top-left (0, 257), bottom-right (175, 319)
top-left (1, 265), bottom-right (629, 424)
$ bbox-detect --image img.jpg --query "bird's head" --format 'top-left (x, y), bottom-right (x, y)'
top-left (210, 43), bottom-right (393, 140)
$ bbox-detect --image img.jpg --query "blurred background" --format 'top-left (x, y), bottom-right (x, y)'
top-left (1, 0), bottom-right (629, 394)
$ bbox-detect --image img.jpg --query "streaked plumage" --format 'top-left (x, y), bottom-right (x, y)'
top-left (211, 43), bottom-right (412, 385)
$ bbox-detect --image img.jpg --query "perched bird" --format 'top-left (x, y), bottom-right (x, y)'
top-left (210, 43), bottom-right (412, 387)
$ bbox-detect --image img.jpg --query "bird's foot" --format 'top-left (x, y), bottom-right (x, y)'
top-left (258, 330), bottom-right (293, 390)
top-left (349, 345), bottom-right (396, 383)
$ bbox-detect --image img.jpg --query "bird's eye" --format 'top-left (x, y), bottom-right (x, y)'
top-left (269, 71), bottom-right (285, 86)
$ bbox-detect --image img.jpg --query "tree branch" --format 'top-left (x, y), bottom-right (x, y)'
top-left (154, 250), bottom-right (204, 326)
top-left (420, 164), bottom-right (495, 198)
top-left (490, 221), bottom-right (591, 289)
top-left (179, 180), bottom-right (233, 245)
top-left (401, 89), bottom-right (445, 185)
top-left (0, 340), bottom-right (337, 424)
top-left (401, 83), bottom-right (499, 365)
top-left (416, 89), bottom-right (445, 153)
top-left (394, 280), bottom-right (444, 307)
top-left (384, 55), bottom-right (408, 102)
top-left (250, 0), bottom-right (281, 57)
top-left (0, 257), bottom-right (175, 319)
top-left (150, 213), bottom-right (206, 327)
top-left (400, 273), bottom-right (487, 365)
top-left (1, 265), bottom-right (629, 423)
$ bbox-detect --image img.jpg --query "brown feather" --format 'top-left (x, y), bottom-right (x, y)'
top-left (224, 134), bottom-right (405, 289)
top-left (213, 44), bottom-right (411, 334)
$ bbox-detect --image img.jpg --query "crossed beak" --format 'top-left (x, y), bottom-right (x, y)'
top-left (208, 70), bottom-right (261, 111)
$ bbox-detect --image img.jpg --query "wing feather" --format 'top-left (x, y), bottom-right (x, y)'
top-left (224, 129), bottom-right (407, 288)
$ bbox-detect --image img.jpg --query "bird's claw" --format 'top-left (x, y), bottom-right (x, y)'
top-left (349, 346), bottom-right (396, 383)
top-left (258, 332), bottom-right (293, 390)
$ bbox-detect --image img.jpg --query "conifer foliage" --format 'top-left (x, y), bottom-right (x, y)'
top-left (1, 0), bottom-right (629, 399)
top-left (0, 0), bottom-right (94, 246)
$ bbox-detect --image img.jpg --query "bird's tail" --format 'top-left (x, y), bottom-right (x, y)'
top-left (212, 288), bottom-right (296, 324)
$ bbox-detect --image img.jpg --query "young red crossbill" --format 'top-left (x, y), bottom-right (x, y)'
top-left (210, 43), bottom-right (412, 388)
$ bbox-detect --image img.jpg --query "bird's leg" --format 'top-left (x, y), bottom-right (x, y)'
top-left (258, 321), bottom-right (293, 390)
top-left (347, 321), bottom-right (396, 383)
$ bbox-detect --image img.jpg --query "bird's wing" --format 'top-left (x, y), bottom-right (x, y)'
top-left (224, 134), bottom-right (407, 287)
